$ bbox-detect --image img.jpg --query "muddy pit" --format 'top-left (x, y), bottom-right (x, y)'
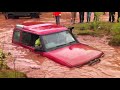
top-left (0, 12), bottom-right (120, 78)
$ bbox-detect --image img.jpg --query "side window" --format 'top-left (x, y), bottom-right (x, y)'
top-left (30, 34), bottom-right (40, 47)
top-left (21, 31), bottom-right (31, 46)
top-left (13, 30), bottom-right (21, 42)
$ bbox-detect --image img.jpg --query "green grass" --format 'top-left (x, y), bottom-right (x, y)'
top-left (77, 30), bottom-right (97, 36)
top-left (0, 50), bottom-right (27, 78)
top-left (73, 23), bottom-right (91, 30)
top-left (69, 22), bottom-right (120, 46)
top-left (109, 35), bottom-right (120, 46)
top-left (0, 70), bottom-right (27, 78)
top-left (111, 23), bottom-right (120, 35)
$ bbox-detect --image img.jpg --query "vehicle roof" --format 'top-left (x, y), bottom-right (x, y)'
top-left (15, 22), bottom-right (68, 35)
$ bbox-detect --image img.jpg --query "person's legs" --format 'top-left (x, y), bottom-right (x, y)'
top-left (111, 13), bottom-right (115, 22)
top-left (80, 14), bottom-right (82, 23)
top-left (87, 12), bottom-right (89, 22)
top-left (55, 16), bottom-right (58, 24)
top-left (58, 16), bottom-right (60, 25)
top-left (87, 12), bottom-right (89, 23)
top-left (113, 15), bottom-right (115, 22)
top-left (80, 12), bottom-right (83, 23)
top-left (88, 16), bottom-right (90, 22)
top-left (87, 12), bottom-right (91, 22)
top-left (109, 12), bottom-right (112, 22)
top-left (82, 12), bottom-right (84, 23)
top-left (89, 12), bottom-right (91, 22)
top-left (117, 12), bottom-right (120, 22)
top-left (79, 12), bottom-right (82, 23)
top-left (94, 15), bottom-right (96, 21)
top-left (73, 12), bottom-right (76, 24)
top-left (56, 16), bottom-right (60, 25)
top-left (94, 15), bottom-right (97, 21)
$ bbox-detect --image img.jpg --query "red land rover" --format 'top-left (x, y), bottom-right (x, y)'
top-left (12, 22), bottom-right (104, 67)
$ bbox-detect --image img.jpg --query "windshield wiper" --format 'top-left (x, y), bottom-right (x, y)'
top-left (68, 41), bottom-right (76, 45)
top-left (55, 43), bottom-right (68, 48)
top-left (55, 41), bottom-right (76, 48)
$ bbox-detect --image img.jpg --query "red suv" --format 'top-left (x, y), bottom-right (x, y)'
top-left (12, 22), bottom-right (104, 67)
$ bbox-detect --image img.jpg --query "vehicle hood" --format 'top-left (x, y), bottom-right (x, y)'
top-left (44, 43), bottom-right (103, 67)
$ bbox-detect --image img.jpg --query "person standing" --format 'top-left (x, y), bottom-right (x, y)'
top-left (53, 12), bottom-right (61, 25)
top-left (71, 12), bottom-right (77, 24)
top-left (117, 12), bottom-right (120, 22)
top-left (87, 12), bottom-right (92, 23)
top-left (79, 12), bottom-right (84, 23)
top-left (109, 12), bottom-right (115, 22)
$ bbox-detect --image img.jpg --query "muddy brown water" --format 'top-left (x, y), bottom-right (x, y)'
top-left (0, 13), bottom-right (120, 78)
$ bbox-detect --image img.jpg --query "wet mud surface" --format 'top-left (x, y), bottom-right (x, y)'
top-left (0, 12), bottom-right (120, 78)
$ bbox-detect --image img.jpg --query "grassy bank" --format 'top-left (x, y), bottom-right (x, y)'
top-left (0, 49), bottom-right (27, 78)
top-left (0, 70), bottom-right (27, 78)
top-left (70, 22), bottom-right (120, 46)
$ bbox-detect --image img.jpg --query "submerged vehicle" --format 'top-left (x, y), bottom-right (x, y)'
top-left (3, 12), bottom-right (40, 19)
top-left (12, 22), bottom-right (104, 67)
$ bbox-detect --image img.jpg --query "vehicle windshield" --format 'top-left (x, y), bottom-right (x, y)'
top-left (42, 30), bottom-right (76, 50)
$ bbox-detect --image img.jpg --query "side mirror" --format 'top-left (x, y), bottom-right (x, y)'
top-left (68, 27), bottom-right (74, 33)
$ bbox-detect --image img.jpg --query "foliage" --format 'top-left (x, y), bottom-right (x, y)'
top-left (0, 49), bottom-right (27, 78)
top-left (109, 35), bottom-right (120, 46)
top-left (94, 12), bottom-right (103, 21)
top-left (109, 23), bottom-right (120, 46)
top-left (90, 21), bottom-right (100, 30)
top-left (0, 49), bottom-right (7, 70)
top-left (71, 22), bottom-right (120, 46)
top-left (0, 70), bottom-right (27, 78)
top-left (111, 23), bottom-right (120, 35)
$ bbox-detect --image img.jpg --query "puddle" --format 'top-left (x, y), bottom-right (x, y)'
top-left (0, 13), bottom-right (120, 78)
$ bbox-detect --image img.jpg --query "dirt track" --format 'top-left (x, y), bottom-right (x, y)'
top-left (0, 12), bottom-right (120, 78)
